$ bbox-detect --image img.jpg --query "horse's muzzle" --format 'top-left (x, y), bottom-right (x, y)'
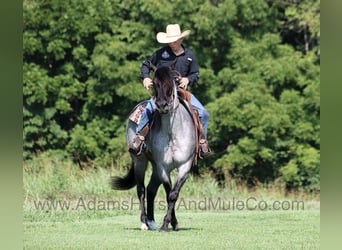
top-left (156, 101), bottom-right (172, 114)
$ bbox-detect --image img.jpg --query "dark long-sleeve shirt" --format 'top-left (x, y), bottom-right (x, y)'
top-left (140, 45), bottom-right (199, 87)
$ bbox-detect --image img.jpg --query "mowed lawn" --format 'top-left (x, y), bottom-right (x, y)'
top-left (24, 208), bottom-right (319, 249)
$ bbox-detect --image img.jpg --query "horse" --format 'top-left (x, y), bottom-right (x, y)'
top-left (111, 66), bottom-right (196, 232)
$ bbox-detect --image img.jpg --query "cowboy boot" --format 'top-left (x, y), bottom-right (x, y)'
top-left (128, 135), bottom-right (145, 156)
top-left (199, 138), bottom-right (211, 158)
top-left (128, 125), bottom-right (150, 156)
top-left (194, 111), bottom-right (211, 158)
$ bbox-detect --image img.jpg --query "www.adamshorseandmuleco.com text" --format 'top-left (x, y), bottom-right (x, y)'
top-left (30, 197), bottom-right (305, 212)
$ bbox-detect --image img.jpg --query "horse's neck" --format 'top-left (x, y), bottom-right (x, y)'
top-left (159, 103), bottom-right (193, 139)
top-left (159, 112), bottom-right (175, 134)
top-left (150, 102), bottom-right (195, 165)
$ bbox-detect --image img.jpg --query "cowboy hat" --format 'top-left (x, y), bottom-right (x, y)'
top-left (156, 24), bottom-right (191, 44)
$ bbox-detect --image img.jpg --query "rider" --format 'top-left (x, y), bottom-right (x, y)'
top-left (129, 24), bottom-right (210, 158)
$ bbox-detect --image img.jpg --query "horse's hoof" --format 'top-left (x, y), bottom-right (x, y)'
top-left (141, 223), bottom-right (149, 231)
top-left (171, 220), bottom-right (178, 231)
top-left (172, 224), bottom-right (179, 231)
top-left (147, 220), bottom-right (159, 230)
top-left (159, 227), bottom-right (168, 232)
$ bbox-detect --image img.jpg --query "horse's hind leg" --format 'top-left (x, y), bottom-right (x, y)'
top-left (137, 184), bottom-right (148, 230)
top-left (134, 157), bottom-right (148, 230)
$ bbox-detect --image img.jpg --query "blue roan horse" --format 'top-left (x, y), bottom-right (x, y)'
top-left (112, 66), bottom-right (196, 231)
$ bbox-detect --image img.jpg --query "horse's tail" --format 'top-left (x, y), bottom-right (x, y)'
top-left (111, 162), bottom-right (136, 190)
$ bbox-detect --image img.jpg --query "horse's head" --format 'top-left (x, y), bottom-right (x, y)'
top-left (152, 66), bottom-right (179, 114)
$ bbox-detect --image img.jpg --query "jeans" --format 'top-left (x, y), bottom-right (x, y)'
top-left (136, 93), bottom-right (209, 138)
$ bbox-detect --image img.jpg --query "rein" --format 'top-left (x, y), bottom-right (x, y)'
top-left (172, 82), bottom-right (180, 112)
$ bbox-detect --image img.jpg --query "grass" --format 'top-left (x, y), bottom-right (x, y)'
top-left (23, 155), bottom-right (319, 202)
top-left (23, 155), bottom-right (320, 249)
top-left (24, 209), bottom-right (319, 249)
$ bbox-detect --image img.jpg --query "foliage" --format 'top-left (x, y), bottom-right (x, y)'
top-left (206, 34), bottom-right (319, 191)
top-left (23, 0), bottom-right (320, 191)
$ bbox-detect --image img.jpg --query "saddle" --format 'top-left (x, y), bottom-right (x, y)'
top-left (177, 88), bottom-right (204, 165)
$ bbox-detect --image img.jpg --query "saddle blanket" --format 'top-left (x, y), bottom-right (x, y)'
top-left (128, 101), bottom-right (148, 125)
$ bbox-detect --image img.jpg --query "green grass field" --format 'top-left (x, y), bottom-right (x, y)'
top-left (24, 203), bottom-right (319, 249)
top-left (23, 157), bottom-right (320, 249)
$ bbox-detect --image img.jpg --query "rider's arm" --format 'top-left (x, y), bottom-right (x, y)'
top-left (184, 50), bottom-right (199, 87)
top-left (140, 51), bottom-right (158, 80)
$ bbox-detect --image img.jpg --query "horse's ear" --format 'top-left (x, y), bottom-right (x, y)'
top-left (149, 61), bottom-right (157, 72)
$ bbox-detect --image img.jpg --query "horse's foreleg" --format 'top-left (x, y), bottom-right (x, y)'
top-left (164, 182), bottom-right (179, 231)
top-left (160, 173), bottom-right (188, 232)
top-left (162, 181), bottom-right (178, 231)
top-left (146, 173), bottom-right (161, 230)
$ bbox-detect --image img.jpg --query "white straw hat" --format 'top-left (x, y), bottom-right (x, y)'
top-left (156, 24), bottom-right (191, 43)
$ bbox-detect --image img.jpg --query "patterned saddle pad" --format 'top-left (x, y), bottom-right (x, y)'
top-left (128, 101), bottom-right (148, 125)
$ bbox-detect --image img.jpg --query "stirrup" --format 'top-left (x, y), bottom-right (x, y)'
top-left (199, 139), bottom-right (211, 158)
top-left (128, 135), bottom-right (145, 156)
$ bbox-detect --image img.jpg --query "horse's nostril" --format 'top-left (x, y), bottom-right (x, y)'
top-left (156, 101), bottom-right (170, 114)
top-left (156, 100), bottom-right (168, 110)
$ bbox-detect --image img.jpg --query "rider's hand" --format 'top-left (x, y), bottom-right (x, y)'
top-left (179, 77), bottom-right (189, 89)
top-left (143, 77), bottom-right (153, 89)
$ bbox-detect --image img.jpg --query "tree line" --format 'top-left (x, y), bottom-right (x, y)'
top-left (23, 0), bottom-right (320, 191)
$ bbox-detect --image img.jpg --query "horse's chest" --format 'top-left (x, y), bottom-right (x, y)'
top-left (150, 137), bottom-right (188, 165)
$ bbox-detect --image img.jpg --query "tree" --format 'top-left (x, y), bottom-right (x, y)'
top-left (272, 0), bottom-right (320, 55)
top-left (23, 0), bottom-right (320, 191)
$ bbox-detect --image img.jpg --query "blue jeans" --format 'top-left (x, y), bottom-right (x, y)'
top-left (136, 93), bottom-right (209, 138)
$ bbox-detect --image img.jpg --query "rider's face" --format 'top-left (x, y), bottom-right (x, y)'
top-left (168, 38), bottom-right (183, 52)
